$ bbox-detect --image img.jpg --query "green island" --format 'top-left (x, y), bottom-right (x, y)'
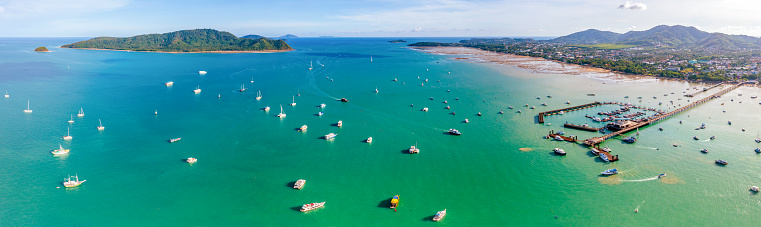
top-left (61, 29), bottom-right (292, 53)
top-left (34, 46), bottom-right (49, 52)
top-left (388, 39), bottom-right (407, 43)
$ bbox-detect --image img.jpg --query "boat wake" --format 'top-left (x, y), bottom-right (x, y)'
top-left (622, 176), bottom-right (660, 182)
top-left (635, 145), bottom-right (658, 150)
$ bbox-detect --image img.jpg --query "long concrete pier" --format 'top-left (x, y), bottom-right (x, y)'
top-left (537, 102), bottom-right (601, 123)
top-left (684, 82), bottom-right (724, 97)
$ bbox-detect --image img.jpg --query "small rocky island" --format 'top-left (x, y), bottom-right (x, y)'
top-left (34, 47), bottom-right (49, 52)
top-left (388, 39), bottom-right (407, 43)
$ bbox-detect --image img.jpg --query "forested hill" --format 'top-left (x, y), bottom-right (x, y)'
top-left (61, 29), bottom-right (293, 52)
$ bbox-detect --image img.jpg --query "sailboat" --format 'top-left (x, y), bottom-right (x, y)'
top-left (251, 77), bottom-right (254, 83)
top-left (68, 114), bottom-right (74, 123)
top-left (756, 131), bottom-right (761, 143)
top-left (309, 61), bottom-right (313, 70)
top-left (256, 90), bottom-right (262, 100)
top-left (24, 100), bottom-right (32, 113)
top-left (63, 174), bottom-right (85, 188)
top-left (370, 55), bottom-right (373, 62)
top-left (375, 86), bottom-right (379, 93)
top-left (277, 105), bottom-right (286, 118)
top-left (239, 84), bottom-right (246, 92)
top-left (194, 86), bottom-right (201, 94)
top-left (4, 91), bottom-right (8, 98)
top-left (77, 108), bottom-right (84, 117)
top-left (63, 127), bottom-right (72, 140)
top-left (290, 96), bottom-right (296, 106)
top-left (97, 119), bottom-right (105, 131)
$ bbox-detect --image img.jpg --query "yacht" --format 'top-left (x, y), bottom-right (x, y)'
top-left (198, 71), bottom-right (207, 75)
top-left (97, 119), bottom-right (105, 131)
top-left (390, 195), bottom-right (400, 208)
top-left (63, 174), bottom-right (86, 188)
top-left (294, 179), bottom-right (306, 189)
top-left (366, 137), bottom-right (373, 143)
top-left (186, 157), bottom-right (197, 163)
top-left (751, 186), bottom-right (760, 192)
top-left (52, 144), bottom-right (69, 155)
top-left (299, 125), bottom-right (308, 131)
top-left (251, 77), bottom-right (254, 83)
top-left (715, 160), bottom-right (728, 165)
top-left (63, 127), bottom-right (73, 140)
top-left (239, 84), bottom-right (246, 92)
top-left (433, 209), bottom-right (446, 222)
top-left (263, 106), bottom-right (270, 111)
top-left (601, 169), bottom-right (618, 175)
top-left (68, 114), bottom-right (74, 123)
top-left (448, 129), bottom-right (461, 135)
top-left (701, 149), bottom-right (708, 154)
top-left (300, 202), bottom-right (325, 212)
top-left (169, 138), bottom-right (181, 143)
top-left (336, 121), bottom-right (342, 127)
top-left (277, 105), bottom-right (286, 118)
top-left (319, 103), bottom-right (326, 108)
top-left (309, 61), bottom-right (313, 70)
top-left (24, 100), bottom-right (32, 113)
top-left (553, 148), bottom-right (566, 156)
top-left (164, 81), bottom-right (173, 86)
top-left (256, 91), bottom-right (262, 100)
top-left (193, 86), bottom-right (201, 94)
top-left (324, 133), bottom-right (337, 140)
top-left (409, 143), bottom-right (419, 154)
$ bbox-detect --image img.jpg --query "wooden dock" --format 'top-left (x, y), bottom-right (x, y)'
top-left (537, 102), bottom-right (601, 123)
top-left (548, 130), bottom-right (578, 142)
top-left (584, 82), bottom-right (749, 146)
top-left (592, 147), bottom-right (619, 162)
top-left (563, 123), bottom-right (602, 132)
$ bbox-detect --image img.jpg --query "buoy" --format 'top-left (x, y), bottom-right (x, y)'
top-left (635, 209), bottom-right (639, 213)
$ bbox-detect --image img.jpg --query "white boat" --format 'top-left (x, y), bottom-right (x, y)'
top-left (186, 157), bottom-right (197, 163)
top-left (52, 144), bottom-right (69, 155)
top-left (251, 77), bottom-right (254, 83)
top-left (68, 114), bottom-right (74, 123)
top-left (324, 133), bottom-right (337, 140)
top-left (319, 103), bottom-right (326, 108)
top-left (337, 121), bottom-right (342, 127)
top-left (366, 137), bottom-right (373, 143)
top-left (601, 168), bottom-right (618, 175)
top-left (277, 105), bottom-right (286, 118)
top-left (370, 55), bottom-right (373, 62)
top-left (409, 142), bottom-right (419, 154)
top-left (752, 186), bottom-right (760, 192)
top-left (24, 100), bottom-right (32, 113)
top-left (433, 209), bottom-right (446, 222)
top-left (193, 86), bottom-right (201, 94)
top-left (294, 179), bottom-right (306, 189)
top-left (421, 107), bottom-right (428, 112)
top-left (464, 119), bottom-right (469, 123)
top-left (63, 174), bottom-right (86, 188)
top-left (198, 71), bottom-right (207, 75)
top-left (63, 127), bottom-right (73, 140)
top-left (97, 119), bottom-right (104, 131)
top-left (300, 202), bottom-right (325, 212)
top-left (317, 112), bottom-right (323, 116)
top-left (600, 153), bottom-right (610, 162)
top-left (256, 91), bottom-right (262, 100)
top-left (309, 61), bottom-right (313, 70)
top-left (299, 125), bottom-right (308, 131)
top-left (553, 148), bottom-right (566, 155)
top-left (169, 138), bottom-right (181, 143)
top-left (290, 96), bottom-right (296, 106)
top-left (239, 84), bottom-right (246, 92)
top-left (164, 81), bottom-right (173, 86)
top-left (263, 106), bottom-right (270, 111)
top-left (4, 91), bottom-right (7, 98)
top-left (155, 110), bottom-right (158, 115)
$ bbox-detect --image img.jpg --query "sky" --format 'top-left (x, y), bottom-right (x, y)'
top-left (1, 0), bottom-right (761, 37)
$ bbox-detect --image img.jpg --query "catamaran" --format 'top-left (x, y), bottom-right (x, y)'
top-left (290, 96), bottom-right (296, 106)
top-left (256, 91), bottom-right (262, 100)
top-left (77, 108), bottom-right (84, 117)
top-left (63, 127), bottom-right (73, 140)
top-left (24, 100), bottom-right (32, 113)
top-left (194, 86), bottom-right (201, 94)
top-left (277, 105), bottom-right (286, 118)
top-left (63, 174), bottom-right (86, 188)
top-left (239, 84), bottom-right (246, 92)
top-left (52, 144), bottom-right (69, 155)
top-left (97, 119), bottom-right (105, 131)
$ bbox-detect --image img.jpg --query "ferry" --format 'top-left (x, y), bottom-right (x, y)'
top-left (715, 160), bottom-right (728, 165)
top-left (409, 143), bottom-right (419, 154)
top-left (198, 71), bottom-right (207, 75)
top-left (63, 174), bottom-right (86, 188)
top-left (299, 125), bottom-right (308, 131)
top-left (553, 148), bottom-right (566, 156)
top-left (193, 86), bottom-right (201, 94)
top-left (433, 209), bottom-right (446, 222)
top-left (701, 149), bottom-right (708, 154)
top-left (366, 137), bottom-right (373, 143)
top-left (751, 186), bottom-right (760, 192)
top-left (186, 157), bottom-right (197, 163)
top-left (52, 144), bottom-right (69, 155)
top-left (164, 81), bottom-right (173, 86)
top-left (336, 121), bottom-right (342, 127)
top-left (294, 179), bottom-right (305, 190)
top-left (601, 169), bottom-right (618, 175)
top-left (448, 129), bottom-right (461, 135)
top-left (300, 202), bottom-right (325, 212)
top-left (324, 133), bottom-right (337, 140)
top-left (390, 195), bottom-right (400, 208)
top-left (169, 138), bottom-right (181, 143)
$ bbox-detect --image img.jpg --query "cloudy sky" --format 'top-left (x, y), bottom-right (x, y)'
top-left (1, 0), bottom-right (760, 37)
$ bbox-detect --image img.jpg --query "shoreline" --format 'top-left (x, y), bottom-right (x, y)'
top-left (58, 47), bottom-right (293, 54)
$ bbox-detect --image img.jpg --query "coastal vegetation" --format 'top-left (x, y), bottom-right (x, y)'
top-left (34, 46), bottom-right (49, 52)
top-left (61, 29), bottom-right (292, 52)
top-left (388, 39), bottom-right (407, 43)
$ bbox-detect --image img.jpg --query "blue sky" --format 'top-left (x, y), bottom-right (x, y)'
top-left (1, 0), bottom-right (760, 37)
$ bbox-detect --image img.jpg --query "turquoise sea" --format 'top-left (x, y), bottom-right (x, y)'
top-left (2, 37), bottom-right (761, 226)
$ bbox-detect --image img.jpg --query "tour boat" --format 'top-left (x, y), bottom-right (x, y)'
top-left (336, 121), bottom-right (342, 127)
top-left (63, 127), bottom-right (73, 140)
top-left (623, 137), bottom-right (636, 143)
top-left (390, 195), bottom-right (400, 208)
top-left (553, 148), bottom-right (566, 156)
top-left (263, 106), bottom-right (270, 111)
top-left (751, 186), bottom-right (760, 192)
top-left (24, 100), bottom-right (32, 113)
top-left (701, 149), bottom-right (708, 154)
top-left (300, 202), bottom-right (325, 212)
top-left (422, 107), bottom-right (428, 112)
top-left (715, 160), bottom-right (728, 165)
top-left (52, 144), bottom-right (69, 155)
top-left (256, 91), bottom-right (262, 100)
top-left (277, 105), bottom-right (286, 118)
top-left (464, 119), bottom-right (469, 123)
top-left (366, 137), bottom-right (373, 143)
top-left (448, 129), bottom-right (461, 135)
top-left (324, 133), bottom-right (337, 140)
top-left (77, 108), bottom-right (85, 117)
top-left (165, 81), bottom-right (173, 86)
top-left (186, 157), bottom-right (197, 163)
top-left (290, 96), bottom-right (296, 106)
top-left (63, 174), bottom-right (86, 188)
top-left (97, 119), bottom-right (104, 131)
top-left (299, 125), bottom-right (308, 131)
top-left (169, 138), bottom-right (181, 143)
top-left (294, 179), bottom-right (306, 189)
top-left (409, 143), bottom-right (419, 154)
top-left (601, 169), bottom-right (618, 175)
top-left (433, 209), bottom-right (446, 222)
top-left (68, 114), bottom-right (74, 123)
top-left (239, 84), bottom-right (246, 92)
top-left (319, 103), bottom-right (326, 108)
top-left (194, 86), bottom-right (201, 94)
top-left (198, 71), bottom-right (207, 75)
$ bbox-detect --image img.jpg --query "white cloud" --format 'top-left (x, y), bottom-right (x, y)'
top-left (412, 27), bottom-right (422, 32)
top-left (618, 2), bottom-right (647, 10)
top-left (0, 6), bottom-right (5, 13)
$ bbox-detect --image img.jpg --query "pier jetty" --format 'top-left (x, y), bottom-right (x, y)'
top-left (684, 82), bottom-right (724, 97)
top-left (563, 123), bottom-right (602, 132)
top-left (537, 102), bottom-right (601, 123)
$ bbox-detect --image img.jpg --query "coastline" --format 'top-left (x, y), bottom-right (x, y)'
top-left (58, 47), bottom-right (293, 54)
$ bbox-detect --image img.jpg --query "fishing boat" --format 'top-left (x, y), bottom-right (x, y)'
top-left (658, 173), bottom-right (667, 178)
top-left (97, 119), bottom-right (105, 131)
top-left (63, 174), bottom-right (86, 188)
top-left (433, 209), bottom-right (446, 222)
top-left (751, 186), bottom-right (760, 192)
top-left (300, 202), bottom-right (325, 212)
top-left (198, 71), bottom-right (207, 75)
top-left (186, 157), bottom-right (197, 163)
top-left (239, 84), bottom-right (246, 92)
top-left (277, 105), bottom-right (286, 118)
top-left (299, 125), bottom-right (308, 131)
top-left (366, 137), bottom-right (373, 143)
top-left (701, 149), bottom-right (708, 153)
top-left (164, 81), bottom-right (173, 86)
top-left (193, 86), bottom-right (201, 94)
top-left (319, 103), bottom-right (326, 108)
top-left (409, 143), bottom-right (419, 154)
top-left (601, 169), bottom-right (618, 175)
top-left (715, 160), bottom-right (728, 165)
top-left (68, 114), bottom-right (74, 123)
top-left (336, 121), bottom-right (342, 127)
top-left (263, 106), bottom-right (270, 111)
top-left (623, 137), bottom-right (636, 143)
top-left (553, 148), bottom-right (566, 156)
top-left (63, 127), bottom-right (73, 140)
top-left (448, 129), bottom-right (461, 135)
top-left (24, 100), bottom-right (32, 113)
top-left (256, 91), bottom-right (262, 100)
top-left (290, 96), bottom-right (296, 106)
top-left (324, 133), bottom-right (337, 140)
top-left (294, 179), bottom-right (306, 189)
top-left (169, 138), bottom-right (181, 143)
top-left (52, 144), bottom-right (69, 155)
top-left (390, 195), bottom-right (400, 208)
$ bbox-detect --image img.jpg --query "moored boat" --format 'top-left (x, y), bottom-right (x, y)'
top-left (52, 144), bottom-right (69, 155)
top-left (409, 143), bottom-right (419, 154)
top-left (77, 107), bottom-right (84, 117)
top-left (186, 157), bottom-right (197, 163)
top-left (24, 100), bottom-right (33, 113)
top-left (277, 105), bottom-right (286, 118)
top-left (390, 195), bottom-right (400, 208)
top-left (294, 179), bottom-right (306, 189)
top-left (553, 148), bottom-right (566, 156)
top-left (366, 137), bottom-right (372, 143)
top-left (169, 137), bottom-right (181, 143)
top-left (324, 133), bottom-right (337, 140)
top-left (623, 137), bottom-right (636, 143)
top-left (263, 106), bottom-right (270, 111)
top-left (751, 186), bottom-right (760, 192)
top-left (165, 81), bottom-right (173, 86)
top-left (701, 149), bottom-right (708, 153)
top-left (336, 121), bottom-right (342, 127)
top-left (448, 129), bottom-right (461, 135)
top-left (193, 86), bottom-right (201, 94)
top-left (63, 127), bottom-right (73, 140)
top-left (299, 125), bottom-right (308, 131)
top-left (63, 174), bottom-right (86, 188)
top-left (198, 71), bottom-right (207, 75)
top-left (433, 209), bottom-right (446, 222)
top-left (300, 202), bottom-right (325, 212)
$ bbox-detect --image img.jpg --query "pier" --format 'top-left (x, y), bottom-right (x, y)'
top-left (537, 102), bottom-right (601, 123)
top-left (583, 82), bottom-right (749, 146)
top-left (684, 82), bottom-right (724, 97)
top-left (591, 147), bottom-right (619, 162)
top-left (563, 123), bottom-right (602, 132)
top-left (548, 130), bottom-right (578, 142)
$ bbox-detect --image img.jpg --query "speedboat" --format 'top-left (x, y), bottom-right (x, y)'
top-left (658, 173), bottom-right (667, 178)
top-left (433, 209), bottom-right (446, 222)
top-left (300, 202), bottom-right (325, 212)
top-left (186, 157), bottom-right (197, 163)
top-left (169, 138), bottom-right (181, 143)
top-left (693, 136), bottom-right (699, 140)
top-left (165, 81), bottom-right (173, 86)
top-left (63, 174), bottom-right (86, 188)
top-left (601, 169), bottom-right (618, 175)
top-left (553, 148), bottom-right (566, 156)
top-left (336, 121), bottom-right (342, 127)
top-left (421, 107), bottom-right (428, 111)
top-left (752, 186), bottom-right (760, 192)
top-left (728, 120), bottom-right (731, 125)
top-left (52, 144), bottom-right (69, 155)
top-left (623, 137), bottom-right (636, 143)
top-left (448, 129), bottom-right (461, 135)
top-left (294, 179), bottom-right (306, 190)
top-left (366, 137), bottom-right (372, 143)
top-left (299, 125), bottom-right (308, 131)
top-left (324, 133), bottom-right (337, 140)
top-left (701, 149), bottom-right (708, 153)
top-left (390, 195), bottom-right (400, 208)
top-left (715, 160), bottom-right (728, 165)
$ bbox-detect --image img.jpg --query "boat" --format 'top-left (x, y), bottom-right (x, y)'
top-left (451, 111), bottom-right (456, 115)
top-left (566, 101), bottom-right (571, 104)
top-left (448, 129), bottom-right (461, 135)
top-left (290, 96), bottom-right (296, 106)
top-left (251, 77), bottom-right (254, 83)
top-left (263, 106), bottom-right (270, 111)
top-left (186, 157), bottom-right (197, 163)
top-left (409, 143), bottom-right (419, 154)
top-left (239, 84), bottom-right (246, 92)
top-left (68, 114), bottom-right (74, 123)
top-left (553, 148), bottom-right (566, 156)
top-left (300, 202), bottom-right (325, 212)
top-left (587, 94), bottom-right (596, 96)
top-left (155, 110), bottom-right (158, 115)
top-left (433, 209), bottom-right (446, 222)
top-left (393, 78), bottom-right (397, 81)
top-left (529, 106), bottom-right (535, 109)
top-left (658, 173), bottom-right (667, 178)
top-left (673, 144), bottom-right (678, 147)
top-left (421, 107), bottom-right (428, 112)
top-left (24, 100), bottom-right (32, 113)
top-left (623, 137), bottom-right (636, 143)
top-left (319, 103), bottom-right (326, 108)
top-left (63, 174), bottom-right (86, 188)
top-left (554, 136), bottom-right (563, 141)
top-left (277, 105), bottom-right (286, 118)
top-left (299, 125), bottom-right (308, 131)
top-left (601, 169), bottom-right (618, 175)
top-left (443, 100), bottom-right (447, 104)
top-left (659, 127), bottom-right (663, 131)
top-left (309, 61), bottom-right (313, 70)
top-left (715, 160), bottom-right (728, 165)
top-left (294, 179), bottom-right (306, 189)
top-left (508, 106), bottom-right (514, 110)
top-left (63, 127), bottom-right (73, 140)
top-left (464, 119), bottom-right (469, 123)
top-left (198, 71), bottom-right (207, 75)
top-left (340, 98), bottom-right (349, 102)
top-left (164, 81), bottom-right (173, 86)
top-left (728, 120), bottom-right (731, 125)
top-left (701, 149), bottom-right (708, 153)
top-left (477, 112), bottom-right (482, 116)
top-left (375, 86), bottom-right (379, 93)
top-left (337, 121), bottom-right (342, 127)
top-left (324, 133), bottom-right (337, 140)
top-left (710, 136), bottom-right (715, 140)
top-left (751, 186), bottom-right (760, 192)
top-left (317, 112), bottom-right (323, 116)
top-left (193, 86), bottom-right (201, 94)
top-left (558, 111), bottom-right (564, 115)
top-left (97, 119), bottom-right (105, 131)
top-left (693, 136), bottom-right (699, 140)
top-left (169, 138), bottom-right (181, 143)
top-left (499, 110), bottom-right (504, 114)
top-left (517, 110), bottom-right (522, 113)
top-left (366, 137), bottom-right (373, 143)
top-left (755, 148), bottom-right (760, 153)
top-left (256, 91), bottom-right (262, 100)
top-left (4, 91), bottom-right (8, 98)
top-left (446, 106), bottom-right (451, 109)
top-left (390, 195), bottom-right (400, 208)
top-left (600, 153), bottom-right (610, 162)
top-left (52, 144), bottom-right (69, 155)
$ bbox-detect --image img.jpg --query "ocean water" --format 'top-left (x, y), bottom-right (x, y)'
top-left (1, 37), bottom-right (761, 226)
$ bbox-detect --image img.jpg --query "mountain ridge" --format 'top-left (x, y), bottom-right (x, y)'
top-left (551, 25), bottom-right (761, 49)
